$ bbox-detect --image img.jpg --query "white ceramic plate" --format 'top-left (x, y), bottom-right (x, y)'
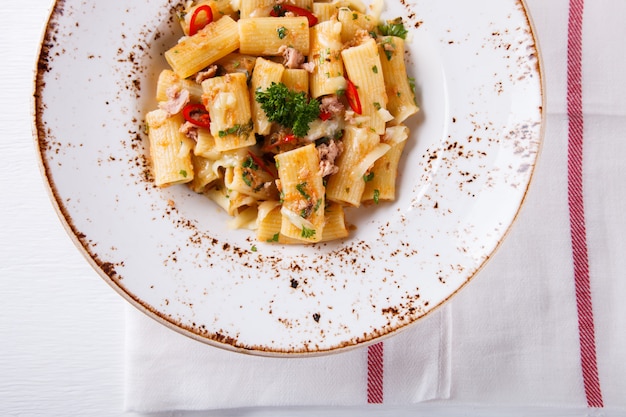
top-left (34, 0), bottom-right (543, 355)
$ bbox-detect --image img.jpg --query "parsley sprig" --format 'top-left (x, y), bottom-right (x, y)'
top-left (378, 18), bottom-right (408, 39)
top-left (255, 82), bottom-right (320, 137)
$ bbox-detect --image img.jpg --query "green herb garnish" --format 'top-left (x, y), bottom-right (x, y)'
top-left (378, 18), bottom-right (408, 39)
top-left (218, 120), bottom-right (253, 138)
top-left (301, 226), bottom-right (316, 239)
top-left (296, 182), bottom-right (311, 200)
top-left (255, 82), bottom-right (320, 137)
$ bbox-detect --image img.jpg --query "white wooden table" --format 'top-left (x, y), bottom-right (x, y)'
top-left (1, 1), bottom-right (129, 415)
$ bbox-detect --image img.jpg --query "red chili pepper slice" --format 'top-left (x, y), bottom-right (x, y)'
top-left (345, 78), bottom-right (362, 115)
top-left (319, 111), bottom-right (332, 121)
top-left (262, 133), bottom-right (297, 152)
top-left (189, 5), bottom-right (214, 36)
top-left (270, 4), bottom-right (318, 26)
top-left (247, 151), bottom-right (276, 177)
top-left (182, 103), bottom-right (211, 129)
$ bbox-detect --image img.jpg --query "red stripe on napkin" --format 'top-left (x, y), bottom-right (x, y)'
top-left (566, 0), bottom-right (604, 408)
top-left (367, 342), bottom-right (384, 403)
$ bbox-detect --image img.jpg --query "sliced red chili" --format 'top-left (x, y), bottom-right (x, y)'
top-left (270, 4), bottom-right (318, 26)
top-left (247, 151), bottom-right (276, 177)
top-left (345, 78), bottom-right (362, 115)
top-left (189, 5), bottom-right (214, 36)
top-left (182, 103), bottom-right (211, 129)
top-left (319, 111), bottom-right (332, 121)
top-left (262, 133), bottom-right (297, 152)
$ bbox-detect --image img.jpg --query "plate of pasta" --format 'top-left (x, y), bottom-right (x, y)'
top-left (34, 0), bottom-right (543, 354)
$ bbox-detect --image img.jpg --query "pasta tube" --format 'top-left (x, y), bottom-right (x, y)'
top-left (188, 153), bottom-right (219, 193)
top-left (281, 69), bottom-right (309, 93)
top-left (156, 69), bottom-right (203, 103)
top-left (362, 125), bottom-right (409, 203)
top-left (178, 0), bottom-right (237, 35)
top-left (239, 17), bottom-right (310, 56)
top-left (378, 36), bottom-right (419, 124)
top-left (201, 72), bottom-right (256, 152)
top-left (341, 38), bottom-right (389, 134)
top-left (309, 19), bottom-right (346, 99)
top-left (145, 109), bottom-right (195, 187)
top-left (257, 202), bottom-right (348, 243)
top-left (325, 124), bottom-right (388, 206)
top-left (165, 15), bottom-right (240, 79)
top-left (337, 7), bottom-right (377, 43)
top-left (274, 144), bottom-right (325, 242)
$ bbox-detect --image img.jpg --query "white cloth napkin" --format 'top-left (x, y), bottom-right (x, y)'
top-left (125, 0), bottom-right (626, 414)
top-left (125, 306), bottom-right (451, 412)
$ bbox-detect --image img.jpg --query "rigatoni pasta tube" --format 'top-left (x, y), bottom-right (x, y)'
top-left (188, 153), bottom-right (219, 193)
top-left (378, 36), bottom-right (419, 124)
top-left (250, 58), bottom-right (285, 135)
top-left (239, 0), bottom-right (274, 18)
top-left (281, 69), bottom-right (309, 93)
top-left (178, 0), bottom-right (237, 35)
top-left (193, 129), bottom-right (221, 160)
top-left (257, 202), bottom-right (348, 243)
top-left (319, 203), bottom-right (349, 241)
top-left (201, 72), bottom-right (256, 152)
top-left (362, 125), bottom-right (409, 203)
top-left (224, 154), bottom-right (279, 201)
top-left (313, 2), bottom-right (342, 23)
top-left (156, 69), bottom-right (203, 103)
top-left (256, 204), bottom-right (300, 244)
top-left (309, 19), bottom-right (346, 99)
top-left (337, 7), bottom-right (377, 43)
top-left (341, 38), bottom-right (389, 134)
top-left (275, 144), bottom-right (325, 242)
top-left (145, 109), bottom-right (195, 187)
top-left (240, 0), bottom-right (314, 18)
top-left (238, 17), bottom-right (309, 56)
top-left (325, 124), bottom-right (386, 206)
top-left (165, 15), bottom-right (239, 79)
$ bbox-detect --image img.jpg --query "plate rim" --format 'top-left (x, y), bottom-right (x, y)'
top-left (31, 0), bottom-right (546, 356)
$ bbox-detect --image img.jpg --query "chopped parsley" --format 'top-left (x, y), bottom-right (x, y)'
top-left (378, 18), bottom-right (408, 39)
top-left (380, 37), bottom-right (396, 60)
top-left (408, 76), bottom-right (418, 104)
top-left (218, 120), bottom-right (253, 137)
top-left (251, 245), bottom-right (257, 252)
top-left (313, 198), bottom-right (322, 212)
top-left (242, 156), bottom-right (258, 170)
top-left (301, 226), bottom-right (316, 239)
top-left (241, 156), bottom-right (259, 187)
top-left (373, 189), bottom-right (380, 204)
top-left (372, 65), bottom-right (378, 74)
top-left (277, 26), bottom-right (287, 39)
top-left (242, 170), bottom-right (252, 186)
top-left (267, 233), bottom-right (280, 243)
top-left (373, 102), bottom-right (381, 110)
top-left (363, 172), bottom-right (375, 182)
top-left (179, 169), bottom-right (188, 178)
top-left (296, 182), bottom-right (311, 200)
top-left (255, 82), bottom-right (320, 137)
